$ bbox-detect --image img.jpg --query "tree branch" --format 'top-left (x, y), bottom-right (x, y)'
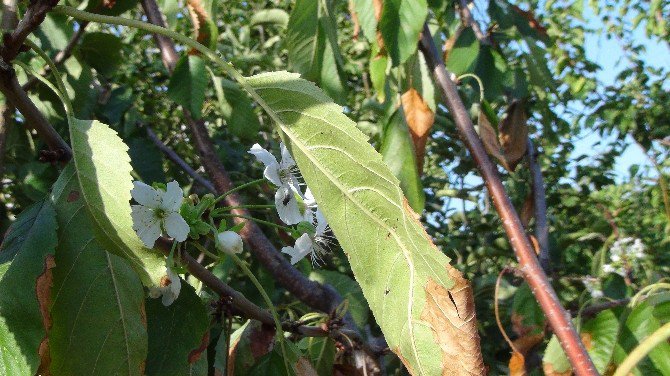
top-left (139, 0), bottom-right (350, 320)
top-left (143, 123), bottom-right (216, 193)
top-left (1, 0), bottom-right (60, 62)
top-left (527, 139), bottom-right (550, 272)
top-left (0, 60), bottom-right (71, 160)
top-left (418, 23), bottom-right (598, 376)
top-left (0, 104), bottom-right (13, 176)
top-left (457, 0), bottom-right (489, 45)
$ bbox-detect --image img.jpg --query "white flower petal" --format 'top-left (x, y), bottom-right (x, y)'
top-left (281, 234), bottom-right (313, 264)
top-left (304, 187), bottom-right (317, 208)
top-left (131, 181), bottom-right (161, 208)
top-left (264, 165), bottom-right (283, 186)
top-left (279, 143), bottom-right (296, 168)
top-left (161, 268), bottom-right (182, 306)
top-left (131, 205), bottom-right (161, 248)
top-left (164, 211), bottom-right (190, 242)
top-left (248, 143), bottom-right (279, 167)
top-left (161, 181), bottom-right (184, 212)
top-left (275, 187), bottom-right (304, 225)
top-left (217, 231), bottom-right (244, 254)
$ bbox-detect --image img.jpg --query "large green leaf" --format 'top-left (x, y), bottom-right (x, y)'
top-left (167, 55), bottom-right (207, 119)
top-left (379, 0), bottom-right (428, 66)
top-left (352, 0), bottom-right (378, 43)
top-left (69, 117), bottom-right (165, 287)
top-left (146, 283), bottom-right (208, 376)
top-left (380, 108), bottom-right (425, 212)
top-left (49, 165), bottom-right (147, 375)
top-left (285, 0), bottom-right (346, 103)
top-left (445, 27), bottom-right (480, 75)
top-left (246, 71), bottom-right (484, 375)
top-left (612, 302), bottom-right (670, 375)
top-left (0, 199), bottom-right (57, 376)
top-left (543, 309), bottom-right (620, 374)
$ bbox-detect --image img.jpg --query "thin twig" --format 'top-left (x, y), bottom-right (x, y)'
top-left (418, 23), bottom-right (598, 376)
top-left (457, 0), bottom-right (489, 45)
top-left (1, 0), bottom-right (61, 62)
top-left (0, 60), bottom-right (71, 160)
top-left (527, 139), bottom-right (550, 272)
top-left (0, 104), bottom-right (13, 176)
top-left (494, 267), bottom-right (520, 354)
top-left (143, 124), bottom-right (217, 193)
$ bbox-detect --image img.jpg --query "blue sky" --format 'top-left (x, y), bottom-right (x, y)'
top-left (573, 4), bottom-right (669, 181)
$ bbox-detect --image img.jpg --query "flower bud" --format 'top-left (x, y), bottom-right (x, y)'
top-left (216, 231), bottom-right (243, 255)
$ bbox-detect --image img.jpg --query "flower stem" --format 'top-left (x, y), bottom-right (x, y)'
top-left (221, 204), bottom-right (276, 210)
top-left (218, 213), bottom-right (293, 232)
top-left (213, 178), bottom-right (266, 205)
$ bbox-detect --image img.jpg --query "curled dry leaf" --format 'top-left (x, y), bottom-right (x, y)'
top-left (349, 0), bottom-right (361, 40)
top-left (187, 0), bottom-right (216, 52)
top-left (477, 110), bottom-right (510, 170)
top-left (498, 100), bottom-right (529, 171)
top-left (509, 351), bottom-right (527, 376)
top-left (401, 88), bottom-right (435, 173)
top-left (520, 192), bottom-right (534, 228)
top-left (373, 0), bottom-right (386, 56)
top-left (36, 254), bottom-right (55, 375)
top-left (419, 268), bottom-right (486, 375)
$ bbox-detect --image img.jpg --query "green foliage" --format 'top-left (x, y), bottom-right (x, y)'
top-left (167, 55), bottom-right (207, 119)
top-left (0, 199), bottom-right (57, 376)
top-left (49, 165), bottom-right (147, 375)
top-left (78, 32), bottom-right (123, 77)
top-left (211, 75), bottom-right (261, 140)
top-left (146, 284), bottom-right (209, 376)
top-left (379, 0), bottom-right (428, 66)
top-left (69, 117), bottom-right (165, 287)
top-left (309, 270), bottom-right (369, 327)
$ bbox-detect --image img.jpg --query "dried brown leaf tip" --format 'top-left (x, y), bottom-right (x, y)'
top-left (498, 100), bottom-right (529, 171)
top-left (349, 0), bottom-right (360, 40)
top-left (187, 0), bottom-right (215, 52)
top-left (401, 88), bottom-right (435, 173)
top-left (420, 268), bottom-right (486, 375)
top-left (36, 254), bottom-right (55, 375)
top-left (477, 111), bottom-right (509, 170)
top-left (509, 351), bottom-right (527, 376)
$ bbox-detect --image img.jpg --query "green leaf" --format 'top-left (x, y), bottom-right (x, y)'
top-left (286, 0), bottom-right (346, 103)
top-left (48, 165), bottom-right (147, 375)
top-left (511, 283), bottom-right (545, 335)
top-left (247, 71), bottom-right (484, 375)
top-left (379, 0), bottom-right (428, 66)
top-left (543, 310), bottom-right (620, 374)
top-left (300, 336), bottom-right (336, 375)
top-left (445, 27), bottom-right (480, 75)
top-left (380, 108), bottom-right (425, 212)
top-left (251, 9), bottom-right (290, 28)
top-left (167, 55), bottom-right (207, 119)
top-left (215, 320), bottom-right (277, 375)
top-left (69, 117), bottom-right (165, 287)
top-left (352, 0), bottom-right (378, 43)
top-left (78, 32), bottom-right (123, 77)
top-left (0, 199), bottom-right (57, 376)
top-left (128, 137), bottom-right (167, 185)
top-left (211, 75), bottom-right (261, 140)
top-left (612, 302), bottom-right (670, 375)
top-left (309, 270), bottom-right (369, 327)
top-left (146, 284), bottom-right (209, 376)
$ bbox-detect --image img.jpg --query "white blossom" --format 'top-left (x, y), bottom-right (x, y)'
top-left (583, 276), bottom-right (603, 299)
top-left (248, 143), bottom-right (310, 225)
top-left (149, 267), bottom-right (182, 306)
top-left (130, 181), bottom-right (190, 248)
top-left (281, 209), bottom-right (331, 265)
top-left (216, 231), bottom-right (244, 255)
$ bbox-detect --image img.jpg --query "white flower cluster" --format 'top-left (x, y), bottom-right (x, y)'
top-left (582, 276), bottom-right (603, 299)
top-left (248, 143), bottom-right (333, 265)
top-left (602, 237), bottom-right (646, 277)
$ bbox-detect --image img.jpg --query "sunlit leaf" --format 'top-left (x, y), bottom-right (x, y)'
top-left (167, 55), bottom-right (207, 119)
top-left (247, 71), bottom-right (484, 375)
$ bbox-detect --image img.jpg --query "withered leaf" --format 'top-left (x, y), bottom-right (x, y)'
top-left (401, 88), bottom-right (435, 173)
top-left (498, 100), bottom-right (529, 171)
top-left (520, 192), bottom-right (534, 228)
top-left (477, 110), bottom-right (510, 170)
top-left (187, 0), bottom-right (217, 52)
top-left (509, 351), bottom-right (527, 376)
top-left (420, 270), bottom-right (486, 375)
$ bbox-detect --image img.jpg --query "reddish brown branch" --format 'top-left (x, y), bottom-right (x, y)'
top-left (139, 0), bottom-right (348, 319)
top-left (418, 24), bottom-right (597, 375)
top-left (527, 139), bottom-right (550, 272)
